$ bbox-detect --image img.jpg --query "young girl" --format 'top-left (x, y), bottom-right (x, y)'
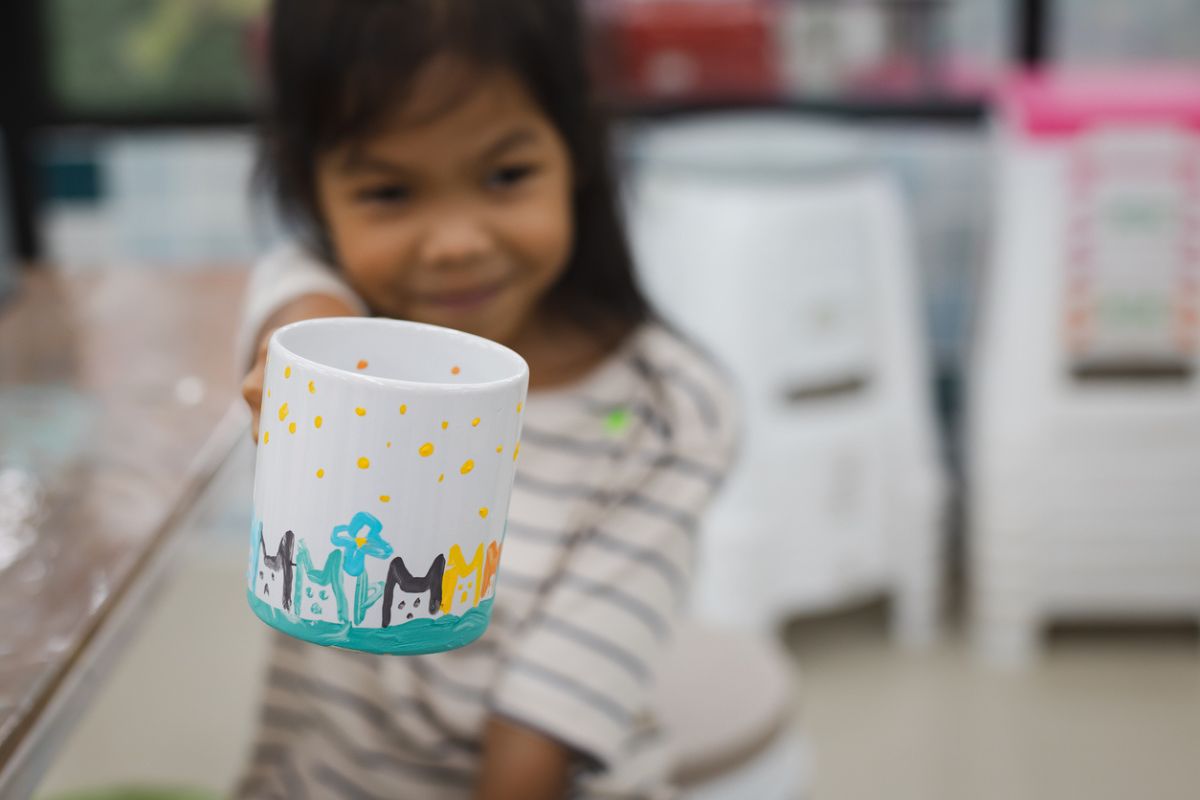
top-left (237, 1), bottom-right (735, 797)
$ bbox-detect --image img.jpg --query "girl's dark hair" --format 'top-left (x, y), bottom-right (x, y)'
top-left (261, 0), bottom-right (650, 328)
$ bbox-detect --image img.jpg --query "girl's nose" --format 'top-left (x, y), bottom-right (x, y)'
top-left (418, 213), bottom-right (494, 269)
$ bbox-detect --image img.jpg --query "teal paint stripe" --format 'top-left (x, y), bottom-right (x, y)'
top-left (248, 591), bottom-right (492, 655)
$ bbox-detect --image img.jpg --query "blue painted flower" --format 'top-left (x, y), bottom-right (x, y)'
top-left (330, 511), bottom-right (393, 577)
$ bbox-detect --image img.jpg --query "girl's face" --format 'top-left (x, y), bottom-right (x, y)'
top-left (315, 62), bottom-right (575, 346)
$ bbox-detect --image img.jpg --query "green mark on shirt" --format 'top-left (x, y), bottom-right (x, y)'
top-left (604, 407), bottom-right (631, 436)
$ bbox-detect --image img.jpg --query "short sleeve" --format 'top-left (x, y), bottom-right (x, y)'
top-left (236, 243), bottom-right (368, 369)
top-left (489, 333), bottom-right (739, 768)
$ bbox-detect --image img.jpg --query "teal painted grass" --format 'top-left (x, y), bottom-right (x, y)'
top-left (247, 591), bottom-right (492, 655)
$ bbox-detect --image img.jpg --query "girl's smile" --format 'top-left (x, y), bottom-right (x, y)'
top-left (315, 58), bottom-right (576, 350)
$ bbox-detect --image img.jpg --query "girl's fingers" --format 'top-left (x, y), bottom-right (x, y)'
top-left (242, 360), bottom-right (266, 443)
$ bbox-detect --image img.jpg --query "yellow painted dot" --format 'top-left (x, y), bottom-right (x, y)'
top-left (355, 407), bottom-right (367, 417)
top-left (496, 445), bottom-right (503, 454)
top-left (517, 402), bottom-right (523, 413)
top-left (314, 416), bottom-right (323, 429)
top-left (399, 404), bottom-right (408, 415)
top-left (419, 442), bottom-right (435, 457)
top-left (262, 431), bottom-right (269, 444)
top-left (452, 365), bottom-right (461, 375)
top-left (460, 460), bottom-right (475, 475)
top-left (461, 592), bottom-right (468, 602)
top-left (386, 441), bottom-right (392, 449)
top-left (278, 402), bottom-right (289, 422)
top-left (479, 507), bottom-right (489, 519)
top-left (267, 389), bottom-right (271, 399)
top-left (357, 360), bottom-right (369, 370)
top-left (472, 417), bottom-right (481, 427)
top-left (355, 536), bottom-right (367, 547)
top-left (438, 473), bottom-right (445, 483)
top-left (357, 457), bottom-right (370, 470)
top-left (380, 495), bottom-right (391, 503)
top-left (284, 366), bottom-right (292, 379)
top-left (513, 442), bottom-right (520, 461)
top-left (288, 422), bottom-right (297, 434)
top-left (316, 469), bottom-right (325, 479)
top-left (308, 381), bottom-right (315, 394)
top-left (441, 420), bottom-right (449, 430)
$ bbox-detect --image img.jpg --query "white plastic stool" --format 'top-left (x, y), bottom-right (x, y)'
top-left (627, 115), bottom-right (946, 646)
top-left (655, 623), bottom-right (810, 800)
top-left (969, 71), bottom-right (1200, 666)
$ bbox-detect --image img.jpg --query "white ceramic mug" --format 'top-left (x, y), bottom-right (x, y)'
top-left (247, 317), bottom-right (528, 654)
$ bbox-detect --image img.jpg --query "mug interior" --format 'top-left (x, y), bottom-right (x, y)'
top-left (274, 318), bottom-right (527, 387)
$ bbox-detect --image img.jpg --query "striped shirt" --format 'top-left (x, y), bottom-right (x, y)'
top-left (235, 246), bottom-right (737, 799)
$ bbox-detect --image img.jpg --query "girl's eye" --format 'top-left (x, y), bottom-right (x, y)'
top-left (487, 164), bottom-right (537, 190)
top-left (356, 184), bottom-right (410, 204)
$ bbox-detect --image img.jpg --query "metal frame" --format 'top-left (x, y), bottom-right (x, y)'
top-left (0, 0), bottom-right (47, 263)
top-left (1016, 0), bottom-right (1051, 67)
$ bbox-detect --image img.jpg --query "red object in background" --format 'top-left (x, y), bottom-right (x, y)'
top-left (596, 0), bottom-right (782, 103)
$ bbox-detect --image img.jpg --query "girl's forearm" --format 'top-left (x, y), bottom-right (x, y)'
top-left (474, 715), bottom-right (573, 800)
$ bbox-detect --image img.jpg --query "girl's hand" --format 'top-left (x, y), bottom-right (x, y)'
top-left (475, 715), bottom-right (573, 800)
top-left (242, 293), bottom-right (361, 441)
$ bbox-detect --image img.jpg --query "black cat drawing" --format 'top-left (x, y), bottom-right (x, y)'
top-left (259, 529), bottom-right (296, 611)
top-left (382, 553), bottom-right (446, 627)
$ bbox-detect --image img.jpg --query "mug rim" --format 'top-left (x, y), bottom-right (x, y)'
top-left (270, 317), bottom-right (529, 393)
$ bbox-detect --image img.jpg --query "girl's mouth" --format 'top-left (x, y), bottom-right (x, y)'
top-left (418, 282), bottom-right (506, 312)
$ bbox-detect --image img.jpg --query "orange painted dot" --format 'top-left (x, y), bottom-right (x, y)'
top-left (461, 592), bottom-right (468, 603)
top-left (380, 495), bottom-right (391, 503)
top-left (357, 457), bottom-right (370, 470)
top-left (479, 507), bottom-right (489, 519)
top-left (262, 431), bottom-right (269, 444)
top-left (460, 460), bottom-right (475, 475)
top-left (399, 404), bottom-right (408, 415)
top-left (451, 365), bottom-right (461, 375)
top-left (308, 380), bottom-right (315, 394)
top-left (438, 473), bottom-right (445, 483)
top-left (472, 417), bottom-right (481, 427)
top-left (278, 402), bottom-right (289, 422)
top-left (513, 442), bottom-right (520, 461)
top-left (314, 416), bottom-right (323, 429)
top-left (357, 360), bottom-right (369, 370)
top-left (441, 420), bottom-right (449, 430)
top-left (316, 469), bottom-right (325, 479)
top-left (284, 366), bottom-right (292, 379)
top-left (419, 442), bottom-right (435, 457)
top-left (288, 422), bottom-right (297, 434)
top-left (355, 407), bottom-right (367, 417)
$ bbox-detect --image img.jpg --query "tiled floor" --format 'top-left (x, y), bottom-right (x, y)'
top-left (34, 442), bottom-right (1200, 799)
top-left (783, 608), bottom-right (1200, 800)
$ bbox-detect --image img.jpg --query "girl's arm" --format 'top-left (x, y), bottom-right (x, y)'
top-left (241, 292), bottom-right (361, 440)
top-left (238, 244), bottom-right (367, 438)
top-left (474, 716), bottom-right (573, 800)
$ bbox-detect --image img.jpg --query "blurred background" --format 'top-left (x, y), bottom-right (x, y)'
top-left (2, 1), bottom-right (1200, 798)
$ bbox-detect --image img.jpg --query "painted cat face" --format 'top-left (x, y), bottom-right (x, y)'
top-left (300, 582), bottom-right (342, 624)
top-left (390, 587), bottom-right (439, 623)
top-left (452, 576), bottom-right (477, 610)
top-left (382, 553), bottom-right (446, 628)
top-left (256, 530), bottom-right (295, 611)
top-left (294, 543), bottom-right (349, 625)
